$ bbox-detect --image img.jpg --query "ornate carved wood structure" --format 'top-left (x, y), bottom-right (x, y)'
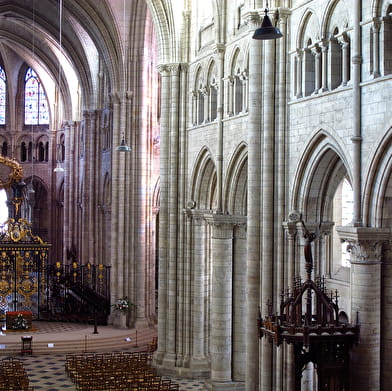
top-left (0, 157), bottom-right (51, 320)
top-left (258, 222), bottom-right (360, 390)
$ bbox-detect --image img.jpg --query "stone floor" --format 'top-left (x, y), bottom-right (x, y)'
top-left (18, 353), bottom-right (206, 390)
top-left (0, 320), bottom-right (206, 391)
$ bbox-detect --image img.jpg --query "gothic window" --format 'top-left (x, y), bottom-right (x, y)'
top-left (193, 68), bottom-right (205, 126)
top-left (329, 29), bottom-right (342, 90)
top-left (234, 71), bottom-right (243, 115)
top-left (207, 62), bottom-right (218, 122)
top-left (59, 134), bottom-right (65, 162)
top-left (198, 86), bottom-right (205, 124)
top-left (37, 140), bottom-right (49, 162)
top-left (303, 39), bottom-right (315, 96)
top-left (332, 177), bottom-right (353, 272)
top-left (229, 48), bottom-right (247, 116)
top-left (0, 66), bottom-right (6, 125)
top-left (328, 29), bottom-right (351, 90)
top-left (1, 141), bottom-right (7, 156)
top-left (210, 84), bottom-right (218, 121)
top-left (24, 68), bottom-right (49, 125)
top-left (28, 141), bottom-right (33, 162)
top-left (21, 142), bottom-right (27, 162)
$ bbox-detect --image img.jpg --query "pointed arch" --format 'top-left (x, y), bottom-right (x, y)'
top-left (206, 59), bottom-right (218, 122)
top-left (145, 0), bottom-right (181, 63)
top-left (223, 142), bottom-right (248, 215)
top-left (190, 147), bottom-right (217, 210)
top-left (24, 67), bottom-right (49, 125)
top-left (363, 127), bottom-right (392, 227)
top-left (296, 9), bottom-right (321, 49)
top-left (321, 0), bottom-right (352, 39)
top-left (291, 129), bottom-right (352, 222)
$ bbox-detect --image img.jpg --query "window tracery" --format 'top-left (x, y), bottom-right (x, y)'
top-left (294, 13), bottom-right (352, 98)
top-left (24, 68), bottom-right (49, 125)
top-left (0, 66), bottom-right (6, 125)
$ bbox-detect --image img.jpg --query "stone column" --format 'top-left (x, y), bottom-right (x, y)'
top-left (260, 20), bottom-right (277, 391)
top-left (155, 65), bottom-right (170, 362)
top-left (215, 44), bottom-right (225, 213)
top-left (189, 210), bottom-right (209, 376)
top-left (337, 226), bottom-right (390, 390)
top-left (191, 91), bottom-right (197, 126)
top-left (205, 214), bottom-right (243, 390)
top-left (246, 10), bottom-right (263, 391)
top-left (283, 220), bottom-right (297, 391)
top-left (63, 121), bottom-right (75, 262)
top-left (232, 223), bottom-right (247, 382)
top-left (241, 71), bottom-right (248, 112)
top-left (382, 242), bottom-right (392, 388)
top-left (295, 49), bottom-right (303, 98)
top-left (319, 39), bottom-right (329, 92)
top-left (312, 46), bottom-right (321, 94)
top-left (81, 109), bottom-right (96, 264)
top-left (371, 19), bottom-right (381, 78)
top-left (340, 39), bottom-right (350, 86)
top-left (352, 0), bottom-right (362, 226)
top-left (227, 76), bottom-right (234, 117)
top-left (109, 91), bottom-right (128, 309)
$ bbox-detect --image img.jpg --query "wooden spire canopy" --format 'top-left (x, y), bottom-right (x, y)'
top-left (258, 221), bottom-right (360, 390)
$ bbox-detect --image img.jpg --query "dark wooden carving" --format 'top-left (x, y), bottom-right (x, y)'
top-left (258, 221), bottom-right (359, 390)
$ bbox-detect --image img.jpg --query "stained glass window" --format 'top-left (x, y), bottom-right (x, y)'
top-left (24, 68), bottom-right (49, 125)
top-left (0, 66), bottom-right (6, 124)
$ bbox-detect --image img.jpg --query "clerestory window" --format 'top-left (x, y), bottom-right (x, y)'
top-left (0, 66), bottom-right (6, 125)
top-left (24, 68), bottom-right (49, 125)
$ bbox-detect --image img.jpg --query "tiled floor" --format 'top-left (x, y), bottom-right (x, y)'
top-left (0, 321), bottom-right (206, 390)
top-left (18, 353), bottom-right (206, 391)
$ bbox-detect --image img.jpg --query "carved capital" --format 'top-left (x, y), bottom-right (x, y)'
top-left (336, 226), bottom-right (390, 265)
top-left (157, 64), bottom-right (171, 75)
top-left (204, 213), bottom-right (246, 230)
top-left (109, 91), bottom-right (121, 105)
top-left (245, 11), bottom-right (261, 30)
top-left (346, 240), bottom-right (383, 264)
top-left (282, 221), bottom-right (297, 239)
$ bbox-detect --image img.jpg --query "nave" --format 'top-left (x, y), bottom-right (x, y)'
top-left (0, 322), bottom-right (205, 391)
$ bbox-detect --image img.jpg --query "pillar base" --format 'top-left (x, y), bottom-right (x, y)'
top-left (153, 353), bottom-right (210, 379)
top-left (204, 380), bottom-right (245, 391)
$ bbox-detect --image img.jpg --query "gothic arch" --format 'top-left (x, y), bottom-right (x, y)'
top-left (296, 9), bottom-right (321, 49)
top-left (223, 142), bottom-right (247, 215)
top-left (321, 0), bottom-right (352, 38)
top-left (206, 58), bottom-right (217, 84)
top-left (372, 0), bottom-right (392, 17)
top-left (193, 64), bottom-right (205, 90)
top-left (190, 147), bottom-right (217, 210)
top-left (363, 127), bottom-right (392, 227)
top-left (145, 0), bottom-right (179, 63)
top-left (228, 46), bottom-right (243, 76)
top-left (291, 129), bottom-right (351, 222)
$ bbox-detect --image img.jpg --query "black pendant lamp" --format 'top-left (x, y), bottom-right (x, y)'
top-left (252, 3), bottom-right (282, 40)
top-left (116, 133), bottom-right (131, 152)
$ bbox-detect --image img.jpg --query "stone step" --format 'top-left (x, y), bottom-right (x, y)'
top-left (0, 327), bottom-right (156, 356)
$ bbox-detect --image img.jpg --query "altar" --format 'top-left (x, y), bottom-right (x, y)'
top-left (6, 311), bottom-right (33, 330)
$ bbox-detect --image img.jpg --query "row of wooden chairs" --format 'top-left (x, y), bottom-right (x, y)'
top-left (65, 350), bottom-right (179, 391)
top-left (0, 357), bottom-right (34, 391)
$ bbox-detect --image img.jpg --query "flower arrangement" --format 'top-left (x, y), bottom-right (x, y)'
top-left (112, 296), bottom-right (130, 314)
top-left (12, 313), bottom-right (29, 329)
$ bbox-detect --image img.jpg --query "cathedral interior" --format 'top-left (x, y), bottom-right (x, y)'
top-left (0, 0), bottom-right (390, 390)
